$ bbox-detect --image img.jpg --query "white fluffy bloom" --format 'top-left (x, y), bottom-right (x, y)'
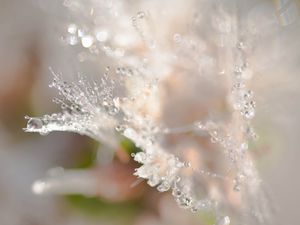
top-left (23, 0), bottom-right (300, 224)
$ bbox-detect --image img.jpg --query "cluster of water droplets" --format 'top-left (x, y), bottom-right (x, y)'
top-left (24, 69), bottom-right (122, 147)
top-left (64, 22), bottom-right (126, 60)
top-left (130, 138), bottom-right (221, 214)
top-left (232, 41), bottom-right (256, 121)
top-left (184, 120), bottom-right (255, 194)
top-left (24, 1), bottom-right (274, 224)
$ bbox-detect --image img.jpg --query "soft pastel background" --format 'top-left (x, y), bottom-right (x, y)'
top-left (0, 0), bottom-right (299, 225)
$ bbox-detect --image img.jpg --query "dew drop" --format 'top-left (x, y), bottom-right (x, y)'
top-left (194, 121), bottom-right (204, 129)
top-left (243, 90), bottom-right (253, 99)
top-left (96, 30), bottom-right (109, 42)
top-left (131, 16), bottom-right (137, 28)
top-left (178, 195), bottom-right (192, 208)
top-left (172, 188), bottom-right (182, 197)
top-left (67, 24), bottom-right (77, 34)
top-left (27, 118), bottom-right (43, 130)
top-left (147, 175), bottom-right (160, 187)
top-left (108, 106), bottom-right (119, 115)
top-left (133, 152), bottom-right (147, 163)
top-left (32, 180), bottom-right (47, 195)
top-left (237, 41), bottom-right (245, 49)
top-left (240, 142), bottom-right (248, 150)
top-left (210, 136), bottom-right (218, 143)
top-left (157, 181), bottom-right (171, 192)
top-left (115, 125), bottom-right (125, 132)
top-left (81, 35), bottom-right (94, 48)
top-left (249, 100), bottom-right (256, 108)
top-left (184, 162), bottom-right (191, 168)
top-left (243, 109), bottom-right (255, 120)
top-left (77, 29), bottom-right (86, 38)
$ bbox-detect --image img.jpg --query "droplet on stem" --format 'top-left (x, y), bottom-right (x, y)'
top-left (27, 118), bottom-right (43, 130)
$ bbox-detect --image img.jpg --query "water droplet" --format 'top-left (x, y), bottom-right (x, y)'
top-left (77, 29), bottom-right (85, 38)
top-left (194, 121), bottom-right (204, 129)
top-left (233, 101), bottom-right (242, 110)
top-left (32, 180), bottom-right (47, 194)
top-left (67, 24), bottom-right (77, 34)
top-left (115, 67), bottom-right (121, 74)
top-left (27, 118), bottom-right (43, 130)
top-left (133, 152), bottom-right (147, 163)
top-left (243, 90), bottom-right (253, 99)
top-left (131, 16), bottom-right (138, 27)
top-left (178, 195), bottom-right (192, 208)
top-left (184, 162), bottom-right (191, 168)
top-left (96, 30), bottom-right (109, 42)
top-left (157, 181), bottom-right (170, 192)
top-left (243, 109), bottom-right (255, 120)
top-left (249, 100), bottom-right (256, 108)
top-left (108, 106), bottom-right (119, 115)
top-left (81, 35), bottom-right (94, 48)
top-left (115, 125), bottom-right (125, 132)
top-left (172, 188), bottom-right (182, 197)
top-left (240, 142), bottom-right (248, 150)
top-left (210, 136), bottom-right (218, 143)
top-left (232, 82), bottom-right (245, 90)
top-left (237, 41), bottom-right (245, 49)
top-left (147, 175), bottom-right (160, 187)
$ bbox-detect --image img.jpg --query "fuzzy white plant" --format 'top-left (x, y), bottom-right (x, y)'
top-left (23, 0), bottom-right (299, 224)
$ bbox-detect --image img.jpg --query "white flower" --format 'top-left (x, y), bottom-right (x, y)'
top-left (24, 0), bottom-right (284, 224)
